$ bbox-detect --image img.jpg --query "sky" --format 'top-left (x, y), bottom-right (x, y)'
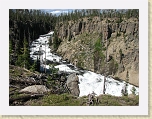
top-left (40, 9), bottom-right (74, 15)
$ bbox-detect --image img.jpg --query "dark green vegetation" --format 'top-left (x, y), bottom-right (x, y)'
top-left (52, 30), bottom-right (62, 51)
top-left (94, 38), bottom-right (105, 72)
top-left (9, 9), bottom-right (139, 106)
top-left (9, 9), bottom-right (139, 71)
top-left (9, 9), bottom-right (53, 70)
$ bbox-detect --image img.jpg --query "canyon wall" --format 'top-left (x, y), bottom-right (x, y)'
top-left (54, 17), bottom-right (139, 86)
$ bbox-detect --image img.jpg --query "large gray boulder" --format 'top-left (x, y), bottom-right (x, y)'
top-left (66, 73), bottom-right (80, 97)
top-left (19, 85), bottom-right (50, 94)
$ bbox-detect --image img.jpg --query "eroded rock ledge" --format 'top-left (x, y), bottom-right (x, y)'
top-left (53, 17), bottom-right (139, 86)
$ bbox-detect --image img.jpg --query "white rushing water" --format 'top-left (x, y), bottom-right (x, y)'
top-left (30, 31), bottom-right (139, 97)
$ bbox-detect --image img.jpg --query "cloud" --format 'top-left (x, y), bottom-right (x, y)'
top-left (50, 10), bottom-right (69, 15)
top-left (50, 10), bottom-right (62, 14)
top-left (37, 9), bottom-right (73, 16)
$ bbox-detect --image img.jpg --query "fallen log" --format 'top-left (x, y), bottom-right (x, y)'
top-left (10, 78), bottom-right (41, 86)
top-left (9, 94), bottom-right (44, 104)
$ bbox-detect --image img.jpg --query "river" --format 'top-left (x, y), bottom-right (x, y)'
top-left (30, 31), bottom-right (139, 97)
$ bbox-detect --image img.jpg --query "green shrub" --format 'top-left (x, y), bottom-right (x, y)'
top-left (94, 38), bottom-right (102, 51)
top-left (131, 86), bottom-right (136, 95)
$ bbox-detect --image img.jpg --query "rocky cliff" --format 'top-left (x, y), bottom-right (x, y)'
top-left (53, 17), bottom-right (139, 86)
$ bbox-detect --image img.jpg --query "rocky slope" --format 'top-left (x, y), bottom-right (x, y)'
top-left (9, 65), bottom-right (139, 106)
top-left (9, 65), bottom-right (69, 105)
top-left (54, 17), bottom-right (139, 86)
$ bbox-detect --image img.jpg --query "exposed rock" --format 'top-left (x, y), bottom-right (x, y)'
top-left (66, 73), bottom-right (80, 96)
top-left (118, 63), bottom-right (125, 73)
top-left (19, 85), bottom-right (50, 94)
top-left (54, 17), bottom-right (139, 86)
top-left (126, 22), bottom-right (135, 35)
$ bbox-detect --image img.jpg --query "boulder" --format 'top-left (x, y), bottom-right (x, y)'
top-left (66, 73), bottom-right (80, 96)
top-left (19, 85), bottom-right (50, 94)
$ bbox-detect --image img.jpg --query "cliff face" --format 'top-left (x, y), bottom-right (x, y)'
top-left (54, 17), bottom-right (139, 86)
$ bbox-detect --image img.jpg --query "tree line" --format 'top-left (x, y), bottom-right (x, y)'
top-left (9, 9), bottom-right (56, 71)
top-left (9, 9), bottom-right (139, 72)
top-left (56, 9), bottom-right (139, 23)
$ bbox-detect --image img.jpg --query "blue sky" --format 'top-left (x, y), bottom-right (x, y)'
top-left (40, 9), bottom-right (74, 15)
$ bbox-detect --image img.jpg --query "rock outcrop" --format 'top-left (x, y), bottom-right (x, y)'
top-left (54, 17), bottom-right (139, 86)
top-left (55, 17), bottom-right (138, 40)
top-left (19, 85), bottom-right (50, 94)
top-left (66, 73), bottom-right (80, 96)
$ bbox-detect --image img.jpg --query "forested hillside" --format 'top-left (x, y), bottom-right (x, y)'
top-left (52, 9), bottom-right (139, 86)
top-left (9, 9), bottom-right (138, 71)
top-left (9, 9), bottom-right (139, 106)
top-left (9, 9), bottom-right (55, 68)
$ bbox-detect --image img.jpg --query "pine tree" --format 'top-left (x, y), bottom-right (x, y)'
top-left (15, 38), bottom-right (30, 69)
top-left (15, 54), bottom-right (24, 66)
top-left (22, 38), bottom-right (30, 69)
top-left (9, 39), bottom-right (14, 64)
top-left (53, 30), bottom-right (61, 50)
top-left (9, 39), bottom-right (13, 54)
top-left (30, 60), bottom-right (37, 72)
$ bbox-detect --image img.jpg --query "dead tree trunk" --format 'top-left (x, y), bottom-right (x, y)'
top-left (9, 94), bottom-right (44, 104)
top-left (103, 76), bottom-right (106, 94)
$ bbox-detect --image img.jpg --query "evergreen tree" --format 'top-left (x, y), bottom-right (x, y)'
top-left (22, 38), bottom-right (30, 69)
top-left (15, 38), bottom-right (30, 69)
top-left (30, 58), bottom-right (40, 72)
top-left (9, 9), bottom-right (139, 71)
top-left (9, 39), bottom-right (13, 55)
top-left (15, 54), bottom-right (24, 67)
top-left (9, 42), bottom-right (12, 64)
top-left (53, 30), bottom-right (61, 50)
top-left (30, 60), bottom-right (37, 72)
